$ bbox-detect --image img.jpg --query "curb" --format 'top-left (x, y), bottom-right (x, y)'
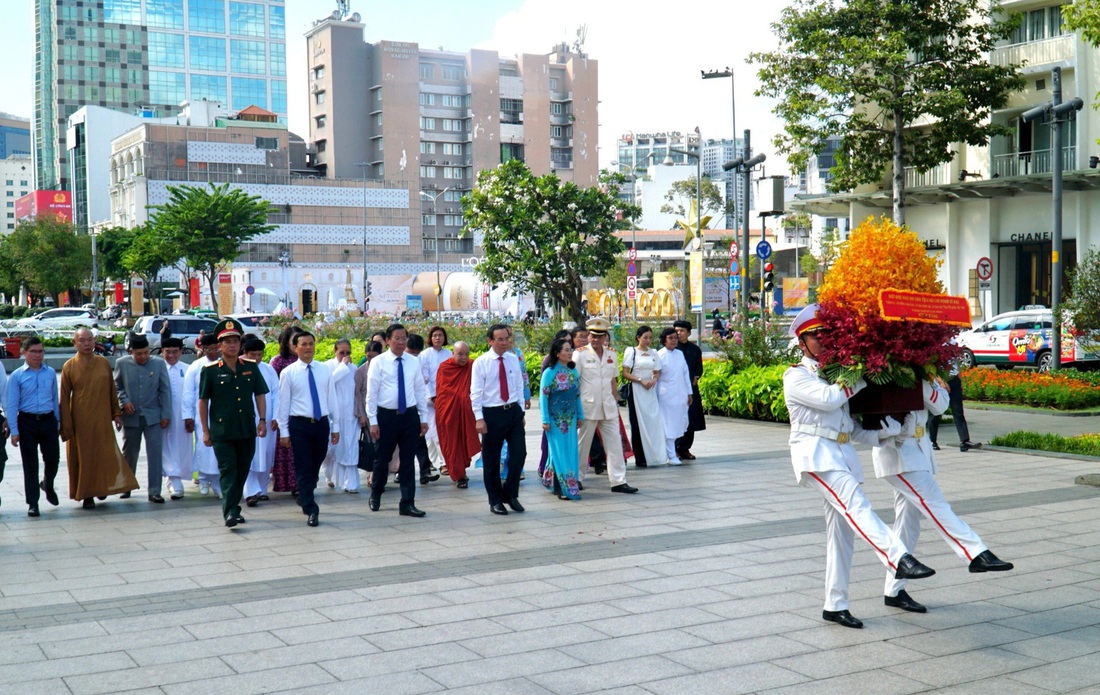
top-left (965, 403), bottom-right (1100, 418)
top-left (985, 444), bottom-right (1100, 463)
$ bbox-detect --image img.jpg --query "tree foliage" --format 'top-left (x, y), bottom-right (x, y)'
top-left (1064, 0), bottom-right (1100, 46)
top-left (659, 176), bottom-right (725, 227)
top-left (2, 216), bottom-right (92, 302)
top-left (463, 160), bottom-right (626, 323)
top-left (149, 183), bottom-right (274, 308)
top-left (1067, 248), bottom-right (1100, 344)
top-left (751, 0), bottom-right (1024, 223)
top-left (95, 226), bottom-right (136, 282)
top-left (123, 223), bottom-right (181, 308)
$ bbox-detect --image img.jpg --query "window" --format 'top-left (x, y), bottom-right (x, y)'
top-left (60, 6), bottom-right (77, 21)
top-left (105, 86), bottom-right (122, 102)
top-left (104, 28), bottom-right (120, 43)
top-left (191, 74), bottom-right (227, 102)
top-left (150, 32), bottom-right (185, 68)
top-left (1049, 6), bottom-right (1065, 36)
top-left (314, 139), bottom-right (326, 152)
top-left (500, 98), bottom-right (522, 112)
top-left (128, 69), bottom-right (144, 83)
top-left (189, 0), bottom-right (226, 34)
top-left (106, 49), bottom-right (121, 63)
top-left (229, 2), bottom-right (265, 36)
top-left (499, 65), bottom-right (517, 77)
top-left (420, 117), bottom-right (435, 130)
top-left (84, 46), bottom-right (100, 62)
top-left (104, 0), bottom-right (142, 24)
top-left (85, 66), bottom-right (100, 82)
top-left (419, 64), bottom-right (434, 79)
top-left (549, 76), bottom-right (559, 90)
top-left (422, 214), bottom-right (435, 226)
top-left (190, 36), bottom-right (226, 71)
top-left (270, 5), bottom-right (285, 38)
top-left (147, 0), bottom-right (185, 29)
top-left (1029, 9), bottom-right (1046, 41)
top-left (270, 43), bottom-right (286, 76)
top-left (61, 45), bottom-right (78, 61)
top-left (419, 93), bottom-right (436, 106)
top-left (84, 26), bottom-right (99, 42)
top-left (149, 71), bottom-right (186, 106)
top-left (552, 126), bottom-right (564, 138)
top-left (127, 30), bottom-right (142, 44)
top-left (63, 27), bottom-right (76, 40)
top-left (443, 119), bottom-right (468, 132)
top-left (444, 215), bottom-right (464, 227)
top-left (420, 142), bottom-right (436, 154)
top-left (315, 115), bottom-right (326, 128)
top-left (443, 66), bottom-right (465, 80)
top-left (442, 143), bottom-right (463, 156)
top-left (443, 190), bottom-right (463, 202)
top-left (127, 50), bottom-right (144, 63)
top-left (255, 137), bottom-right (278, 150)
top-left (443, 167), bottom-right (467, 180)
top-left (312, 66), bottom-right (325, 80)
top-left (372, 112), bottom-right (382, 126)
top-left (62, 65), bottom-right (80, 82)
top-left (441, 94), bottom-right (467, 108)
top-left (314, 91), bottom-right (325, 105)
top-left (270, 80), bottom-right (287, 113)
top-left (232, 76), bottom-right (267, 110)
top-left (231, 40), bottom-right (266, 74)
top-left (106, 67), bottom-right (121, 83)
top-left (420, 165), bottom-right (437, 177)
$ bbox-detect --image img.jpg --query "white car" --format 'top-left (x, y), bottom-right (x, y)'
top-left (224, 313), bottom-right (272, 337)
top-left (16, 308), bottom-right (99, 329)
top-left (956, 308), bottom-right (1100, 372)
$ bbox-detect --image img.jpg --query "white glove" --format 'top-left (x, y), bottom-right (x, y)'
top-left (895, 413), bottom-right (914, 443)
top-left (877, 415), bottom-right (903, 441)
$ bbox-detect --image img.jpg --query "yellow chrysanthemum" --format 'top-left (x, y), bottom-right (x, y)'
top-left (818, 216), bottom-right (943, 314)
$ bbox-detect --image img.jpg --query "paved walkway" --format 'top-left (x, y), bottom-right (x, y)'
top-left (2, 411), bottom-right (1100, 694)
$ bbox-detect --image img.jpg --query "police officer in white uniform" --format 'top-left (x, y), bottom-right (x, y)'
top-left (783, 304), bottom-right (936, 629)
top-left (873, 378), bottom-right (1014, 613)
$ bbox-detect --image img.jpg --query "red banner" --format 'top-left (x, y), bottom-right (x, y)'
top-left (114, 282), bottom-right (124, 305)
top-left (189, 278), bottom-right (200, 308)
top-left (878, 289), bottom-right (972, 327)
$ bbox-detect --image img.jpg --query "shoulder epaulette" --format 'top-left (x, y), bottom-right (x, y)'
top-left (204, 360), bottom-right (222, 368)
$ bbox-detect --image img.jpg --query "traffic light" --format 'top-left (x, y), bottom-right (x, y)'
top-left (763, 262), bottom-right (775, 293)
top-left (366, 281), bottom-right (373, 297)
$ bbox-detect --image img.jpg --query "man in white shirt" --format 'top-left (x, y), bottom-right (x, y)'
top-left (274, 330), bottom-right (340, 528)
top-left (366, 324), bottom-right (429, 517)
top-left (159, 338), bottom-right (192, 499)
top-left (183, 334), bottom-right (222, 497)
top-left (470, 323), bottom-right (527, 515)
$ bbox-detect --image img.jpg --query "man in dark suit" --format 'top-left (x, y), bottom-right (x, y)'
top-left (673, 320), bottom-right (706, 460)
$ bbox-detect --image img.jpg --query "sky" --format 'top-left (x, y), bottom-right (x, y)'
top-left (0, 0), bottom-right (790, 173)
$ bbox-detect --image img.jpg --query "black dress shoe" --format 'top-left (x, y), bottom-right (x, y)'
top-left (490, 503), bottom-right (509, 515)
top-left (960, 440), bottom-right (983, 452)
top-left (505, 498), bottom-right (525, 513)
top-left (225, 515), bottom-right (238, 528)
top-left (148, 494), bottom-right (165, 503)
top-left (307, 513), bottom-right (319, 527)
top-left (931, 442), bottom-right (941, 451)
top-left (895, 553), bottom-right (936, 580)
top-left (259, 494), bottom-right (270, 501)
top-left (611, 484), bottom-right (638, 494)
top-left (83, 498), bottom-right (95, 509)
top-left (456, 478), bottom-right (468, 489)
top-left (96, 496), bottom-right (106, 500)
top-left (28, 506), bottom-right (40, 517)
top-left (233, 514), bottom-right (246, 524)
top-left (119, 492), bottom-right (131, 499)
top-left (170, 491), bottom-right (184, 500)
top-left (400, 505), bottom-right (426, 517)
top-left (368, 495), bottom-right (380, 512)
top-left (969, 549), bottom-right (1014, 573)
top-left (884, 590), bottom-right (927, 613)
top-left (681, 451), bottom-right (697, 460)
top-left (822, 609), bottom-right (863, 629)
top-left (40, 482), bottom-right (59, 506)
top-left (245, 495), bottom-right (259, 507)
top-left (421, 472), bottom-right (440, 484)
top-left (635, 462), bottom-right (648, 468)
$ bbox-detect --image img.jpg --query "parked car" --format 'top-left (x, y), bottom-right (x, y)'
top-left (224, 313), bottom-right (272, 337)
top-left (956, 307), bottom-right (1100, 372)
top-left (15, 307), bottom-right (99, 329)
top-left (131, 315), bottom-right (218, 351)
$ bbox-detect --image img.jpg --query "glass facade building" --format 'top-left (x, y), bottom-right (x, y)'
top-left (35, 0), bottom-right (287, 191)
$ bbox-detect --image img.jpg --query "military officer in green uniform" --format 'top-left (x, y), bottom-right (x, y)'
top-left (198, 319), bottom-right (269, 528)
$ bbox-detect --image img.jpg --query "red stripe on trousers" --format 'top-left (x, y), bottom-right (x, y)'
top-left (807, 471), bottom-right (897, 571)
top-left (896, 473), bottom-right (974, 561)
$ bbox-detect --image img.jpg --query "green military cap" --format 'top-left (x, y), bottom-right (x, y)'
top-left (214, 318), bottom-right (242, 341)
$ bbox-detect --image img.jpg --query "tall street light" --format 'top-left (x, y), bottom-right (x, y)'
top-left (666, 137), bottom-right (704, 332)
top-left (419, 187), bottom-right (452, 320)
top-left (355, 162), bottom-right (371, 314)
top-left (723, 133), bottom-right (766, 315)
top-left (702, 67), bottom-right (735, 225)
top-left (611, 152), bottom-right (659, 320)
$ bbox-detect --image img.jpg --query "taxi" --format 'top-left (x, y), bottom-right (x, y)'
top-left (957, 306), bottom-right (1099, 372)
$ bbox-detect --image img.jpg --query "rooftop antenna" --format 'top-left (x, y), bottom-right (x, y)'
top-left (573, 24), bottom-right (587, 54)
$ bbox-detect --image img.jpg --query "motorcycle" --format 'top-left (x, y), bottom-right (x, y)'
top-left (94, 334), bottom-right (116, 356)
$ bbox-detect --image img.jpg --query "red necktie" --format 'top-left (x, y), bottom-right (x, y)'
top-left (499, 356), bottom-right (510, 402)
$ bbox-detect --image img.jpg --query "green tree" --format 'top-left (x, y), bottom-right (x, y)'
top-left (94, 225), bottom-right (136, 300)
top-left (463, 160), bottom-right (625, 323)
top-left (4, 216), bottom-right (92, 303)
top-left (751, 0), bottom-right (1023, 224)
top-left (1064, 0), bottom-right (1100, 45)
top-left (149, 183), bottom-right (274, 308)
top-left (659, 176), bottom-right (725, 228)
top-left (123, 223), bottom-right (182, 312)
top-left (1066, 248), bottom-right (1100, 349)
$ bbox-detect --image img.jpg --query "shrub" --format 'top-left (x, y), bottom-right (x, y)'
top-left (961, 368), bottom-right (1100, 409)
top-left (991, 431), bottom-right (1100, 457)
top-left (710, 316), bottom-right (798, 371)
top-left (700, 362), bottom-right (789, 422)
top-left (0, 304), bottom-right (13, 319)
top-left (11, 306), bottom-right (29, 319)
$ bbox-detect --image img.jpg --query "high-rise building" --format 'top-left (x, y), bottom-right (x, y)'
top-left (303, 14), bottom-right (599, 250)
top-left (1, 155), bottom-right (34, 232)
top-left (34, 0), bottom-right (287, 192)
top-left (0, 114), bottom-right (32, 160)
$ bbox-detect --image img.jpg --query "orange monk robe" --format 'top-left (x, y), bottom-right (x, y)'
top-left (434, 356), bottom-right (480, 483)
top-left (60, 354), bottom-right (139, 500)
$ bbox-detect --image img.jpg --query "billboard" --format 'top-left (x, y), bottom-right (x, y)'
top-left (14, 190), bottom-right (73, 222)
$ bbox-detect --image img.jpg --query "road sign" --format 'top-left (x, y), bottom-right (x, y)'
top-left (729, 241), bottom-right (739, 257)
top-left (627, 275), bottom-right (637, 299)
top-left (627, 261), bottom-right (637, 275)
top-left (729, 259), bottom-right (739, 275)
top-left (628, 247), bottom-right (637, 261)
top-left (978, 280), bottom-right (991, 291)
top-left (729, 276), bottom-right (741, 291)
top-left (976, 256), bottom-right (994, 281)
top-left (756, 240), bottom-right (772, 260)
top-left (245, 285), bottom-right (255, 296)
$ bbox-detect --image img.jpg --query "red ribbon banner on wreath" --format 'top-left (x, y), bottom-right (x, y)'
top-left (878, 289), bottom-right (972, 327)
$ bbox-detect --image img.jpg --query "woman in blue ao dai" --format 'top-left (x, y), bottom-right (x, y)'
top-left (540, 338), bottom-right (584, 500)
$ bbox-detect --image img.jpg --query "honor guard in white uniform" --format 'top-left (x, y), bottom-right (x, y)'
top-left (783, 304), bottom-right (936, 629)
top-left (873, 378), bottom-right (1014, 613)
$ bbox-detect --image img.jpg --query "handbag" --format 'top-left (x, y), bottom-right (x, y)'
top-left (617, 380), bottom-right (631, 406)
top-left (357, 428), bottom-right (378, 472)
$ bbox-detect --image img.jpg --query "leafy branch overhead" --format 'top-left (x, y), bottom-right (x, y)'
top-left (751, 0), bottom-right (1024, 223)
top-left (462, 160), bottom-right (625, 323)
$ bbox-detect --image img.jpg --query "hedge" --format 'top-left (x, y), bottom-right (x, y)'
top-left (700, 362), bottom-right (789, 422)
top-left (990, 431), bottom-right (1100, 457)
top-left (961, 368), bottom-right (1100, 410)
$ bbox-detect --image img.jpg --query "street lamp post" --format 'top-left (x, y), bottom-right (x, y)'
top-left (667, 139), bottom-right (704, 333)
top-left (419, 187), bottom-right (452, 320)
top-left (723, 132), bottom-right (766, 315)
top-left (355, 162), bottom-right (371, 314)
top-left (612, 152), bottom-right (659, 320)
top-left (702, 67), bottom-right (736, 225)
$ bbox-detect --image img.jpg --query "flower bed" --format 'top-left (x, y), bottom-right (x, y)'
top-left (990, 431), bottom-right (1100, 457)
top-left (961, 368), bottom-right (1100, 410)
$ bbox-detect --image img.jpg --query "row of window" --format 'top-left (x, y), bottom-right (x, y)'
top-left (149, 33), bottom-right (284, 76)
top-left (418, 93), bottom-right (470, 108)
top-left (1009, 7), bottom-right (1066, 45)
top-left (419, 117), bottom-right (470, 132)
top-left (419, 166), bottom-right (470, 179)
top-left (60, 26), bottom-right (143, 45)
top-left (418, 64), bottom-right (466, 81)
top-left (4, 190), bottom-right (29, 197)
top-left (3, 181), bottom-right (29, 187)
top-left (421, 214), bottom-right (465, 227)
top-left (149, 71), bottom-right (286, 112)
top-left (419, 142), bottom-right (469, 156)
top-left (61, 84), bottom-right (145, 105)
top-left (89, 0), bottom-right (286, 39)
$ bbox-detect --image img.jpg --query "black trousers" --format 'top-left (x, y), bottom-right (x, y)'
top-left (625, 387), bottom-right (646, 466)
top-left (415, 434), bottom-right (432, 477)
top-left (481, 404), bottom-right (525, 507)
top-left (372, 407), bottom-right (420, 506)
top-left (289, 416), bottom-right (330, 516)
top-left (17, 413), bottom-right (58, 508)
top-left (211, 437), bottom-right (255, 519)
top-left (929, 375), bottom-right (971, 444)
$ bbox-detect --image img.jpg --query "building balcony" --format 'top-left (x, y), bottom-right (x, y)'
top-left (993, 34), bottom-right (1074, 71)
top-left (551, 158), bottom-right (573, 170)
top-left (992, 146), bottom-right (1078, 177)
top-left (902, 162), bottom-right (951, 188)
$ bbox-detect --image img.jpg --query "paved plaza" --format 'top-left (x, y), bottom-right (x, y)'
top-left (1, 408), bottom-right (1100, 694)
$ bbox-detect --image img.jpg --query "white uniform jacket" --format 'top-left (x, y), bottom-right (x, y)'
top-left (574, 345), bottom-right (620, 421)
top-left (871, 379), bottom-right (950, 478)
top-left (783, 356), bottom-right (878, 484)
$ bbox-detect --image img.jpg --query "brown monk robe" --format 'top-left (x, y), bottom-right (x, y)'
top-left (60, 329), bottom-right (138, 506)
top-left (434, 342), bottom-right (480, 486)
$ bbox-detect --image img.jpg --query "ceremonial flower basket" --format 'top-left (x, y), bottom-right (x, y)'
top-left (814, 217), bottom-right (970, 416)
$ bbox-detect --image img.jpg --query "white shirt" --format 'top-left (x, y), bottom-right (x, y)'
top-left (470, 349), bottom-right (525, 420)
top-left (365, 349), bottom-right (428, 425)
top-left (275, 359), bottom-right (342, 434)
top-left (420, 346), bottom-right (452, 398)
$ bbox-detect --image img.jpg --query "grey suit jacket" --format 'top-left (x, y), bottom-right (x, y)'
top-left (115, 355), bottom-right (172, 427)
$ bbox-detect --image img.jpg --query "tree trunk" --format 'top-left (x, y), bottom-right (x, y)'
top-left (205, 269), bottom-right (218, 311)
top-left (893, 107), bottom-right (906, 225)
top-left (562, 288), bottom-right (585, 325)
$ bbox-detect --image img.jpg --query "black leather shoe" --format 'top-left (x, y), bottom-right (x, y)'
top-left (506, 498), bottom-right (525, 513)
top-left (148, 494), bottom-right (165, 503)
top-left (611, 484), bottom-right (638, 494)
top-left (895, 553), bottom-right (936, 580)
top-left (28, 506), bottom-right (40, 517)
top-left (969, 549), bottom-right (1013, 573)
top-left (307, 513), bottom-right (319, 527)
top-left (40, 482), bottom-right (59, 506)
top-left (120, 491), bottom-right (131, 499)
top-left (233, 514), bottom-right (246, 524)
top-left (83, 498), bottom-right (95, 509)
top-left (490, 503), bottom-right (509, 515)
top-left (822, 609), bottom-right (863, 629)
top-left (368, 495), bottom-right (380, 512)
top-left (400, 505), bottom-right (426, 518)
top-left (245, 495), bottom-right (260, 507)
top-left (960, 440), bottom-right (983, 452)
top-left (225, 515), bottom-right (238, 528)
top-left (931, 442), bottom-right (941, 451)
top-left (884, 590), bottom-right (927, 613)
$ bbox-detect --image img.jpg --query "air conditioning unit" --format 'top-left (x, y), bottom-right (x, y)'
top-left (427, 207), bottom-right (435, 213)
top-left (430, 159), bottom-right (437, 164)
top-left (311, 82), bottom-right (321, 93)
top-left (426, 183), bottom-right (437, 189)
